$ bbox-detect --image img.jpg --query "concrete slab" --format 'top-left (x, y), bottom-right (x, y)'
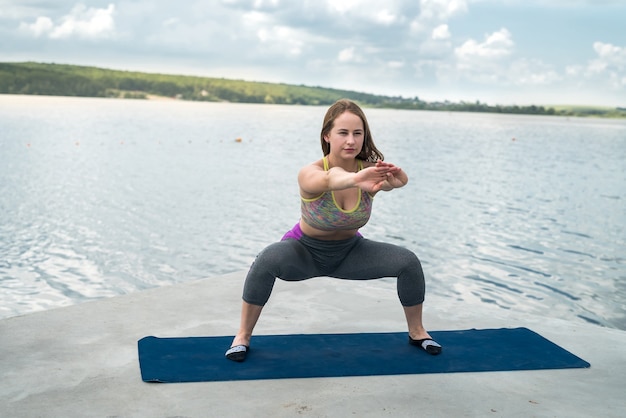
top-left (1, 272), bottom-right (624, 417)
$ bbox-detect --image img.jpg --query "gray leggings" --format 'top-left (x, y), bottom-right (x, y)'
top-left (242, 235), bottom-right (426, 307)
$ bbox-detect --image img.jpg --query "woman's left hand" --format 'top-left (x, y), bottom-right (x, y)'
top-left (376, 160), bottom-right (408, 190)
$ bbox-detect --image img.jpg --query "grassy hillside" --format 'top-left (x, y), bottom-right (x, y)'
top-left (0, 62), bottom-right (394, 106)
top-left (550, 105), bottom-right (626, 118)
top-left (1, 62), bottom-right (624, 118)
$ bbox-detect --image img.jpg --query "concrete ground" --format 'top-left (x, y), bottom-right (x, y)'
top-left (1, 271), bottom-right (624, 417)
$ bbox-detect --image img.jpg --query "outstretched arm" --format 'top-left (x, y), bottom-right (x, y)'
top-left (298, 161), bottom-right (394, 197)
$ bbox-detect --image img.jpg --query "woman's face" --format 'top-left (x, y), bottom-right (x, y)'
top-left (324, 111), bottom-right (364, 160)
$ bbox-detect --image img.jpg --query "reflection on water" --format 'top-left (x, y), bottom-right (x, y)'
top-left (1, 95), bottom-right (625, 331)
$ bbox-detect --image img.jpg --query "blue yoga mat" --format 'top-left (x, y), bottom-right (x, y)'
top-left (137, 327), bottom-right (589, 383)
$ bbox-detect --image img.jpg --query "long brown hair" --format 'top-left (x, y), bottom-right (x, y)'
top-left (320, 99), bottom-right (384, 162)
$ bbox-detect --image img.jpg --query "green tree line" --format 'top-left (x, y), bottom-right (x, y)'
top-left (0, 62), bottom-right (386, 106)
top-left (1, 62), bottom-right (624, 118)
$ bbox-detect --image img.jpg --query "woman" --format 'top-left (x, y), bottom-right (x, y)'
top-left (225, 99), bottom-right (441, 362)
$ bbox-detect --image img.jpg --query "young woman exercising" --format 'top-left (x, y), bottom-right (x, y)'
top-left (225, 99), bottom-right (441, 361)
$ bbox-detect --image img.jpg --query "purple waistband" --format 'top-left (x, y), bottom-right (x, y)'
top-left (281, 222), bottom-right (304, 240)
top-left (281, 222), bottom-right (362, 241)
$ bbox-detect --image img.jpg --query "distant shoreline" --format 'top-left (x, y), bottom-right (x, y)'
top-left (1, 62), bottom-right (624, 119)
top-left (145, 94), bottom-right (177, 101)
top-left (4, 93), bottom-right (626, 121)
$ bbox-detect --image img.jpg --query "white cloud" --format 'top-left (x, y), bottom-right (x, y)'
top-left (432, 24), bottom-right (450, 40)
top-left (18, 3), bottom-right (116, 40)
top-left (387, 61), bottom-right (406, 70)
top-left (253, 0), bottom-right (280, 8)
top-left (325, 0), bottom-right (404, 27)
top-left (454, 28), bottom-right (515, 65)
top-left (387, 60), bottom-right (405, 69)
top-left (256, 25), bottom-right (304, 56)
top-left (419, 25), bottom-right (453, 58)
top-left (410, 0), bottom-right (467, 36)
top-left (508, 58), bottom-right (561, 85)
top-left (420, 0), bottom-right (468, 20)
top-left (326, 0), bottom-right (361, 14)
top-left (583, 42), bottom-right (626, 88)
top-left (565, 42), bottom-right (626, 89)
top-left (242, 10), bottom-right (269, 26)
top-left (565, 65), bottom-right (581, 77)
top-left (437, 28), bottom-right (517, 85)
top-left (375, 9), bottom-right (398, 25)
top-left (338, 46), bottom-right (365, 63)
top-left (19, 16), bottom-right (54, 38)
top-left (239, 10), bottom-right (328, 58)
top-left (218, 0), bottom-right (280, 8)
top-left (455, 28), bottom-right (514, 60)
top-left (593, 42), bottom-right (626, 68)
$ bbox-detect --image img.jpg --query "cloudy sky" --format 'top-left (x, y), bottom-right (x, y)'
top-left (1, 0), bottom-right (625, 106)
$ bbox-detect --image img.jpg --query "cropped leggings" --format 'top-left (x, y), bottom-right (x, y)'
top-left (242, 234), bottom-right (426, 307)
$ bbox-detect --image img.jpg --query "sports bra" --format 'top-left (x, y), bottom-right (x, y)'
top-left (300, 157), bottom-right (373, 231)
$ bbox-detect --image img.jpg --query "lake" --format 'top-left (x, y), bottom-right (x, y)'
top-left (1, 95), bottom-right (625, 330)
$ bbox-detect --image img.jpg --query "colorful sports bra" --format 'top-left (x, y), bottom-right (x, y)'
top-left (300, 157), bottom-right (374, 231)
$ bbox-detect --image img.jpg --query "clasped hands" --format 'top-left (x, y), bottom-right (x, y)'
top-left (356, 160), bottom-right (406, 193)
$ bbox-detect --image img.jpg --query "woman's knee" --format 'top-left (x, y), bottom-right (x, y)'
top-left (396, 250), bottom-right (425, 305)
top-left (395, 247), bottom-right (422, 273)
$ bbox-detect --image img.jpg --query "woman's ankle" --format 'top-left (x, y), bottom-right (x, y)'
top-left (231, 332), bottom-right (251, 347)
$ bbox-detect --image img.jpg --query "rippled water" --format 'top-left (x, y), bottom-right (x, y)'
top-left (1, 95), bottom-right (625, 330)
